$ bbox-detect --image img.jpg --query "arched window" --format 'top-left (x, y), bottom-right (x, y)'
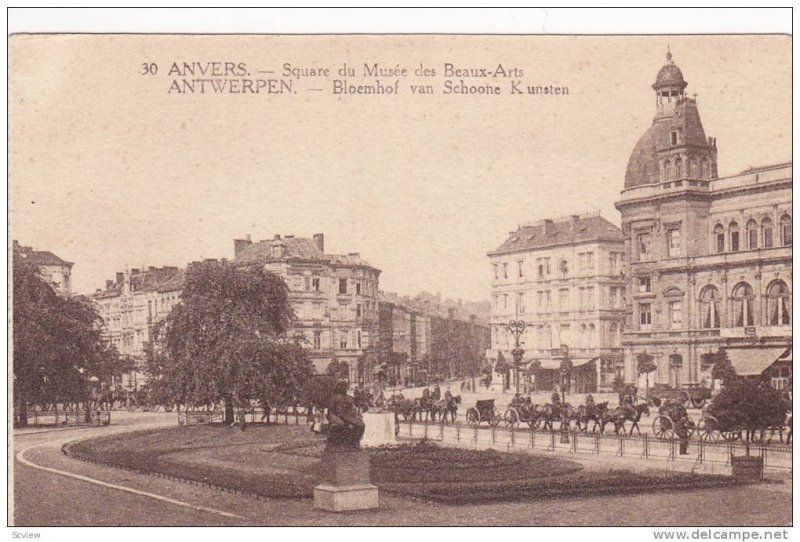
top-left (663, 159), bottom-right (672, 181)
top-left (762, 217), bottom-right (774, 248)
top-left (746, 219), bottom-right (758, 250)
top-left (731, 282), bottom-right (754, 327)
top-left (780, 215), bottom-right (792, 246)
top-left (689, 157), bottom-right (699, 178)
top-left (588, 324), bottom-right (596, 348)
top-left (579, 324), bottom-right (587, 348)
top-left (713, 224), bottom-right (725, 253)
top-left (674, 157), bottom-right (683, 178)
top-left (699, 286), bottom-right (721, 329)
top-left (559, 259), bottom-right (568, 278)
top-left (729, 221), bottom-right (740, 252)
top-left (766, 280), bottom-right (791, 326)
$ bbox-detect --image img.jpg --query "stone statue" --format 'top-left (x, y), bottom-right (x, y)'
top-left (325, 381), bottom-right (365, 450)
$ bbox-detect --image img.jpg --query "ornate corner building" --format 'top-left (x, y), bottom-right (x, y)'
top-left (616, 52), bottom-right (792, 389)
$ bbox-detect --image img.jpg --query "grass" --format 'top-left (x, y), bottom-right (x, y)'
top-left (65, 424), bottom-right (749, 504)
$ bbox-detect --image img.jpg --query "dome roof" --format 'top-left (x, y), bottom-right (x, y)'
top-left (652, 52), bottom-right (687, 90)
top-left (624, 100), bottom-right (710, 189)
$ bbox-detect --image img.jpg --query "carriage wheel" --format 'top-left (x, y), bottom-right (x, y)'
top-left (697, 416), bottom-right (719, 441)
top-left (680, 391), bottom-right (692, 408)
top-left (691, 397), bottom-right (706, 409)
top-left (164, 405), bottom-right (174, 412)
top-left (466, 407), bottom-right (480, 427)
top-left (652, 415), bottom-right (674, 439)
top-left (529, 418), bottom-right (541, 430)
top-left (504, 408), bottom-right (520, 428)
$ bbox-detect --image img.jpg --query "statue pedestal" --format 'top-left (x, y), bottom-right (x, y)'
top-left (313, 450), bottom-right (379, 512)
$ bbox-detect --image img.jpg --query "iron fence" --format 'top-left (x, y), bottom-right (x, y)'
top-left (14, 409), bottom-right (111, 428)
top-left (398, 420), bottom-right (791, 471)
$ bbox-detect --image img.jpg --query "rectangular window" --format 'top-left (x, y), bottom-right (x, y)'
top-left (356, 304), bottom-right (362, 318)
top-left (338, 278), bottom-right (348, 294)
top-left (312, 278), bottom-right (321, 292)
top-left (339, 331), bottom-right (348, 349)
top-left (503, 294), bottom-right (508, 310)
top-left (586, 287), bottom-right (595, 310)
top-left (586, 252), bottom-right (594, 272)
top-left (357, 331), bottom-right (362, 349)
top-left (493, 294), bottom-right (499, 310)
top-left (638, 276), bottom-right (651, 293)
top-left (666, 228), bottom-right (681, 257)
top-left (517, 292), bottom-right (525, 314)
top-left (304, 276), bottom-right (311, 291)
top-left (730, 231), bottom-right (740, 252)
top-left (545, 258), bottom-right (551, 275)
top-left (716, 232), bottom-right (725, 253)
top-left (537, 291), bottom-right (543, 310)
top-left (313, 331), bottom-right (322, 350)
top-left (517, 260), bottom-right (524, 278)
top-left (559, 288), bottom-right (569, 311)
top-left (493, 264), bottom-right (498, 279)
top-left (637, 233), bottom-right (651, 260)
top-left (639, 303), bottom-right (652, 328)
top-left (578, 287), bottom-right (585, 310)
top-left (669, 300), bottom-right (682, 328)
top-left (356, 281), bottom-right (362, 295)
top-left (545, 290), bottom-right (551, 310)
top-left (503, 263), bottom-right (508, 279)
top-left (537, 259), bottom-right (545, 279)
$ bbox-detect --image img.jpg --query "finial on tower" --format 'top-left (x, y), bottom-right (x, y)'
top-left (666, 44), bottom-right (673, 63)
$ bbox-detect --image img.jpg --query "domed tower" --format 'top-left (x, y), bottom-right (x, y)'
top-left (623, 50), bottom-right (718, 190)
top-left (615, 51), bottom-right (721, 386)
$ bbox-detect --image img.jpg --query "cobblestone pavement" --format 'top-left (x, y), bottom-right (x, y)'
top-left (12, 412), bottom-right (791, 526)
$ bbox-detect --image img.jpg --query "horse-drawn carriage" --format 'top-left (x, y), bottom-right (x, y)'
top-left (652, 401), bottom-right (696, 439)
top-left (466, 399), bottom-right (501, 427)
top-left (648, 384), bottom-right (712, 409)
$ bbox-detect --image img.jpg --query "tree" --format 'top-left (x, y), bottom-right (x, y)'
top-left (637, 353), bottom-right (657, 397)
top-left (13, 257), bottom-right (116, 426)
top-left (708, 379), bottom-right (789, 445)
top-left (710, 350), bottom-right (737, 386)
top-left (150, 260), bottom-right (313, 424)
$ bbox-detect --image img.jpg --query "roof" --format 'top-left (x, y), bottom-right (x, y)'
top-left (725, 347), bottom-right (787, 376)
top-left (624, 99), bottom-right (710, 189)
top-left (488, 215), bottom-right (623, 256)
top-left (94, 267), bottom-right (183, 299)
top-left (652, 54), bottom-right (687, 90)
top-left (234, 236), bottom-right (378, 270)
top-left (15, 247), bottom-right (72, 267)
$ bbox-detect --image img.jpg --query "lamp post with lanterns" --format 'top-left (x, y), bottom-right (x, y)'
top-left (507, 319), bottom-right (527, 395)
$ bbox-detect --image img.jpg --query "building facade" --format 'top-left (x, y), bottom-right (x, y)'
top-left (234, 233), bottom-right (380, 383)
top-left (616, 52), bottom-right (792, 389)
top-left (487, 214), bottom-right (627, 392)
top-left (14, 240), bottom-right (74, 296)
top-left (93, 266), bottom-right (184, 391)
top-left (377, 297), bottom-right (490, 386)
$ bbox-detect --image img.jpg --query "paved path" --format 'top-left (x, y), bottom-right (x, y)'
top-left (12, 411), bottom-right (791, 526)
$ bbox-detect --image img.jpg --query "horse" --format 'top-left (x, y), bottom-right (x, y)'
top-left (431, 395), bottom-right (461, 423)
top-left (414, 396), bottom-right (435, 421)
top-left (602, 402), bottom-right (650, 435)
top-left (575, 401), bottom-right (609, 432)
top-left (536, 402), bottom-right (576, 431)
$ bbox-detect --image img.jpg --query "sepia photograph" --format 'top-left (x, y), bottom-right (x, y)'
top-left (7, 8), bottom-right (793, 533)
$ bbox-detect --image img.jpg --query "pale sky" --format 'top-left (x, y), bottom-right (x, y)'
top-left (9, 35), bottom-right (791, 300)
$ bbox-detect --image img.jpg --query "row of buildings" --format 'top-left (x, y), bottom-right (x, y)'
top-left (88, 233), bottom-right (489, 392)
top-left (487, 52), bottom-right (792, 393)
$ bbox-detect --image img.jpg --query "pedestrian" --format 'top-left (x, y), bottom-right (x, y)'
top-left (433, 384), bottom-right (441, 401)
top-left (676, 418), bottom-right (690, 455)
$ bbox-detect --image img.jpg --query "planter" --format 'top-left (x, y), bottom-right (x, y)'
top-left (730, 455), bottom-right (763, 480)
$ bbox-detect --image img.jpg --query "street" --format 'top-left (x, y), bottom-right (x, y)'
top-left (12, 411), bottom-right (792, 526)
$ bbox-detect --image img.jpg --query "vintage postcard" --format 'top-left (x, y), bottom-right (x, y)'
top-left (9, 26), bottom-right (792, 532)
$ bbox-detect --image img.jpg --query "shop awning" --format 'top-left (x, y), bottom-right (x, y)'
top-left (726, 348), bottom-right (787, 376)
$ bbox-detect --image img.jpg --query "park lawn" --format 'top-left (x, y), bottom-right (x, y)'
top-left (66, 424), bottom-right (748, 504)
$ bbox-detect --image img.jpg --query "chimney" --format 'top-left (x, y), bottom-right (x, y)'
top-left (148, 266), bottom-right (156, 272)
top-left (348, 252), bottom-right (360, 259)
top-left (116, 272), bottom-right (124, 283)
top-left (284, 235), bottom-right (294, 239)
top-left (131, 268), bottom-right (140, 275)
top-left (313, 233), bottom-right (325, 253)
top-left (106, 280), bottom-right (114, 289)
top-left (273, 234), bottom-right (281, 240)
top-left (543, 219), bottom-right (554, 235)
top-left (234, 234), bottom-right (253, 257)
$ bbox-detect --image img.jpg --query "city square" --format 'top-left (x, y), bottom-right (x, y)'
top-left (10, 28), bottom-right (792, 529)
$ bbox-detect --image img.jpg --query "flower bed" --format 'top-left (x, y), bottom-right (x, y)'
top-left (64, 426), bottom-right (749, 504)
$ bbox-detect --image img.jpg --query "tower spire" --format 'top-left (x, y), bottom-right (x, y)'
top-left (666, 44), bottom-right (672, 63)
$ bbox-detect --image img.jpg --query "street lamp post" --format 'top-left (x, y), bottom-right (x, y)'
top-left (507, 319), bottom-right (527, 395)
